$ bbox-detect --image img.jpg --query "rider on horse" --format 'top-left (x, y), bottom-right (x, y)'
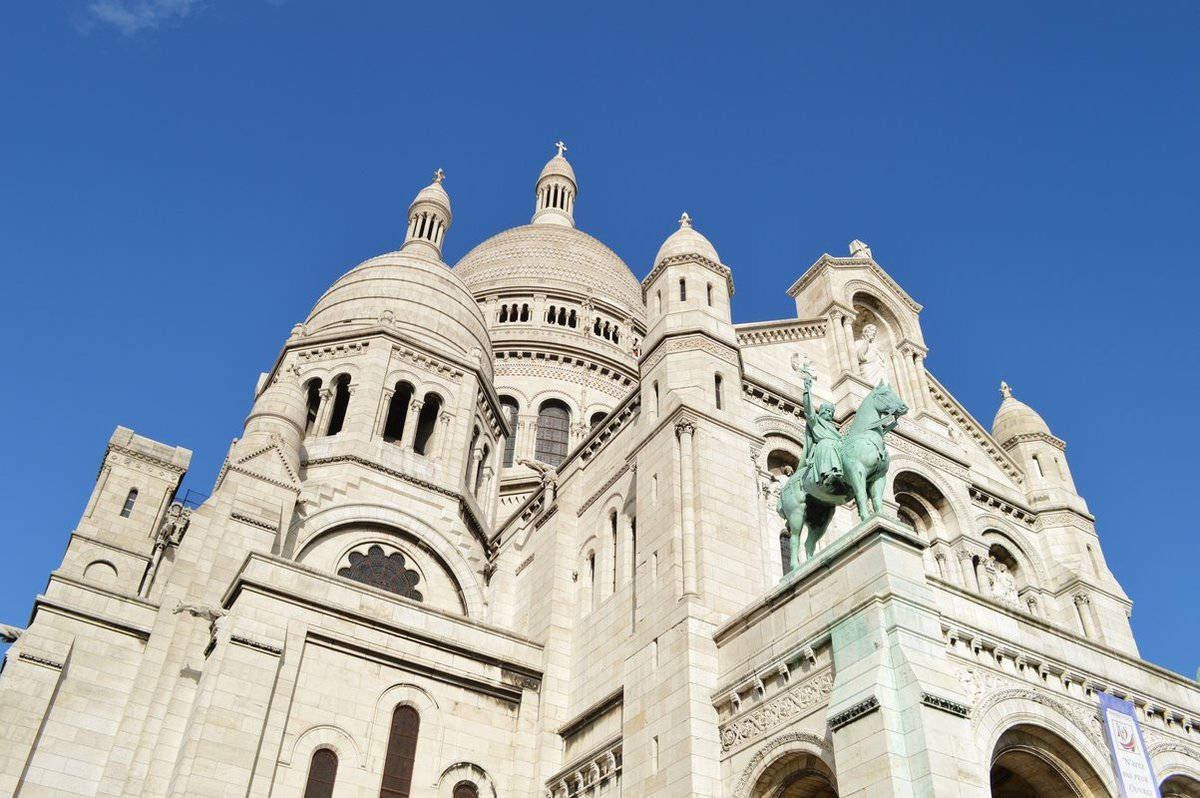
top-left (796, 358), bottom-right (843, 489)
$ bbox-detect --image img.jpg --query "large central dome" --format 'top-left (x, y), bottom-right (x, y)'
top-left (454, 224), bottom-right (645, 319)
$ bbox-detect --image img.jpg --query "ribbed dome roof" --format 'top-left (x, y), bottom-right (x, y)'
top-left (454, 224), bottom-right (644, 317)
top-left (413, 179), bottom-right (451, 214)
top-left (991, 382), bottom-right (1052, 444)
top-left (538, 154), bottom-right (576, 185)
top-left (654, 213), bottom-right (721, 265)
top-left (306, 251), bottom-right (492, 377)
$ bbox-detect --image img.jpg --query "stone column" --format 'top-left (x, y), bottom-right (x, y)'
top-left (841, 315), bottom-right (858, 377)
top-left (828, 311), bottom-right (847, 371)
top-left (399, 399), bottom-right (424, 450)
top-left (435, 411), bottom-right (453, 459)
top-left (374, 387), bottom-right (395, 437)
top-left (312, 387), bottom-right (334, 435)
top-left (676, 421), bottom-right (698, 597)
top-left (1074, 593), bottom-right (1096, 637)
top-left (957, 549), bottom-right (978, 591)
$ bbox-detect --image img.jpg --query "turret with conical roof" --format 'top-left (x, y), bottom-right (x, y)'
top-left (531, 141), bottom-right (577, 227)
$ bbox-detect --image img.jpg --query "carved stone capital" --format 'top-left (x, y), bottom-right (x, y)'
top-left (674, 420), bottom-right (696, 438)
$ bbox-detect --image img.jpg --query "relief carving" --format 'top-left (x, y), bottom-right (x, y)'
top-left (719, 669), bottom-right (833, 752)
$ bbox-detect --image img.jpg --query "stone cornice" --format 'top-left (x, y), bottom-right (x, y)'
top-left (734, 318), bottom-right (828, 347)
top-left (786, 254), bottom-right (922, 313)
top-left (1000, 430), bottom-right (1067, 452)
top-left (641, 252), bottom-right (734, 298)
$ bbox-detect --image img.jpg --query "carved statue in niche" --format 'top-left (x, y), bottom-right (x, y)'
top-left (985, 556), bottom-right (1020, 608)
top-left (855, 322), bottom-right (891, 387)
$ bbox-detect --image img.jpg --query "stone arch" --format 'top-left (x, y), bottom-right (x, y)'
top-left (990, 723), bottom-right (1114, 797)
top-left (734, 731), bottom-right (837, 798)
top-left (1162, 772), bottom-right (1200, 798)
top-left (298, 360), bottom-right (364, 388)
top-left (83, 559), bottom-right (119, 586)
top-left (754, 415), bottom-right (807, 445)
top-left (973, 690), bottom-right (1118, 798)
top-left (1153, 744), bottom-right (1200, 797)
top-left (282, 722), bottom-right (365, 769)
top-left (289, 504), bottom-right (485, 617)
top-left (975, 519), bottom-right (1050, 589)
top-left (844, 283), bottom-right (918, 343)
top-left (891, 468), bottom-right (961, 542)
top-left (437, 762), bottom-right (499, 798)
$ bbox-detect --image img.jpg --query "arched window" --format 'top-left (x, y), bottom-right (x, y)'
top-left (558, 307), bottom-right (567, 326)
top-left (453, 782), bottom-right (480, 798)
top-left (655, 290), bottom-right (662, 314)
top-left (325, 374), bottom-right (351, 436)
top-left (707, 282), bottom-right (713, 306)
top-left (413, 393), bottom-right (442, 455)
top-left (612, 327), bottom-right (620, 344)
top-left (383, 382), bottom-right (414, 442)
top-left (120, 488), bottom-right (138, 518)
top-left (679, 278), bottom-right (687, 301)
top-left (498, 305), bottom-right (509, 323)
top-left (653, 381), bottom-right (660, 415)
top-left (568, 309), bottom-right (577, 328)
top-left (714, 373), bottom-right (723, 410)
top-left (380, 706), bottom-right (420, 798)
top-left (589, 410), bottom-right (607, 431)
top-left (593, 317), bottom-right (602, 335)
top-left (520, 304), bottom-right (530, 321)
top-left (546, 304), bottom-right (556, 324)
top-left (535, 400), bottom-right (571, 466)
top-left (339, 545), bottom-right (422, 601)
top-left (1031, 453), bottom-right (1045, 478)
top-left (500, 397), bottom-right (519, 467)
top-left (304, 378), bottom-right (322, 436)
top-left (302, 748), bottom-right (338, 798)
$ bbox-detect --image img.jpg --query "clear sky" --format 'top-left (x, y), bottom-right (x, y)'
top-left (1, 2), bottom-right (1197, 676)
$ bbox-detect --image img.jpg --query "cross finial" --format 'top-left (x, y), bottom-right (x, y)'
top-left (432, 168), bottom-right (445, 184)
top-left (679, 211), bottom-right (692, 228)
top-left (999, 381), bottom-right (1012, 399)
top-left (554, 140), bottom-right (567, 157)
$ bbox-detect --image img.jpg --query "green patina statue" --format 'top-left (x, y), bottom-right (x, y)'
top-left (777, 357), bottom-right (908, 570)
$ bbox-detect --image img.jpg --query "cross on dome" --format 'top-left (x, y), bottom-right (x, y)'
top-left (555, 140), bottom-right (567, 157)
top-left (433, 168), bottom-right (445, 184)
top-left (999, 381), bottom-right (1012, 399)
top-left (679, 212), bottom-right (692, 228)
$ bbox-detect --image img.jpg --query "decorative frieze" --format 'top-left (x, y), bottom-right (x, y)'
top-left (921, 692), bottom-right (970, 718)
top-left (297, 340), bottom-right (370, 364)
top-left (967, 485), bottom-right (1036, 527)
top-left (718, 669), bottom-right (834, 752)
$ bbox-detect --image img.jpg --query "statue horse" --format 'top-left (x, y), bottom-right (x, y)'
top-left (777, 383), bottom-right (908, 571)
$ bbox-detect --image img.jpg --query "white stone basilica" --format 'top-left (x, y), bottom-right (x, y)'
top-left (1, 146), bottom-right (1198, 798)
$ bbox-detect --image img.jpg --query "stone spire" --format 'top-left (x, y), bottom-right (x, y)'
top-left (402, 169), bottom-right (453, 260)
top-left (532, 141), bottom-right (577, 227)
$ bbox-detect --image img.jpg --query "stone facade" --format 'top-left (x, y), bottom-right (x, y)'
top-left (1, 148), bottom-right (1198, 798)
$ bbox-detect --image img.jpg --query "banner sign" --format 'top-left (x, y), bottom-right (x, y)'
top-left (1099, 693), bottom-right (1161, 798)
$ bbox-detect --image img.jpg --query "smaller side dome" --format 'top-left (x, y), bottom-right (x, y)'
top-left (532, 141), bottom-right (577, 227)
top-left (991, 381), bottom-right (1053, 445)
top-left (654, 212), bottom-right (721, 265)
top-left (402, 169), bottom-right (452, 260)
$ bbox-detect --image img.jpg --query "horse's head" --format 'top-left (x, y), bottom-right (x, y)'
top-left (868, 382), bottom-right (909, 429)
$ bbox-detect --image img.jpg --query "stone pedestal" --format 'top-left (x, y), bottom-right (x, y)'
top-left (814, 515), bottom-right (986, 798)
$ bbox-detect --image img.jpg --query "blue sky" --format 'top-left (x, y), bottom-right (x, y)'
top-left (1, 2), bottom-right (1197, 675)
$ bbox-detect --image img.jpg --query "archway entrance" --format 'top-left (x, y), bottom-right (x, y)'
top-left (1162, 774), bottom-right (1200, 798)
top-left (990, 724), bottom-right (1110, 797)
top-left (749, 752), bottom-right (837, 798)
